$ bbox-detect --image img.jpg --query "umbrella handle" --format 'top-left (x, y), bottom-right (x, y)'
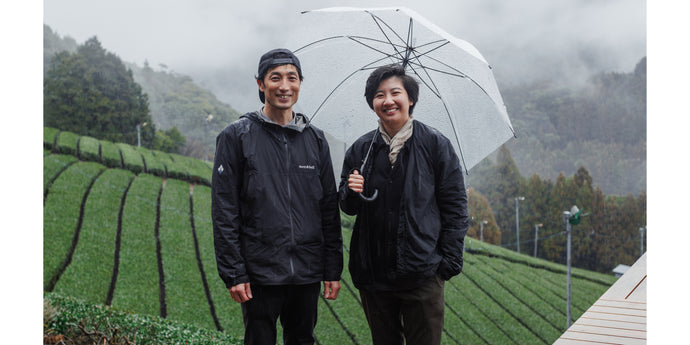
top-left (359, 189), bottom-right (379, 202)
top-left (356, 130), bottom-right (380, 202)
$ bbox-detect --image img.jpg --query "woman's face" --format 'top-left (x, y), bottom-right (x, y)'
top-left (372, 76), bottom-right (413, 136)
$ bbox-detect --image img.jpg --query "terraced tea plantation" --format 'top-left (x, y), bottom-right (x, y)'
top-left (43, 127), bottom-right (617, 344)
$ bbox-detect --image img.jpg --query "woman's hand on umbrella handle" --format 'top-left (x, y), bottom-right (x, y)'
top-left (348, 170), bottom-right (364, 193)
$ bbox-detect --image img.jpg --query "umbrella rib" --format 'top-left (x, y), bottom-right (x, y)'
top-left (294, 35), bottom-right (406, 52)
top-left (412, 40), bottom-right (451, 61)
top-left (406, 41), bottom-right (472, 78)
top-left (402, 17), bottom-right (414, 68)
top-left (294, 35), bottom-right (408, 65)
top-left (310, 55), bottom-right (396, 122)
top-left (409, 44), bottom-right (495, 97)
top-left (407, 61), bottom-right (467, 78)
top-left (409, 67), bottom-right (442, 99)
top-left (292, 35), bottom-right (392, 53)
top-left (406, 48), bottom-right (446, 99)
top-left (368, 10), bottom-right (408, 45)
top-left (347, 36), bottom-right (406, 62)
top-left (409, 49), bottom-right (501, 120)
top-left (367, 11), bottom-right (408, 63)
top-left (406, 51), bottom-right (471, 174)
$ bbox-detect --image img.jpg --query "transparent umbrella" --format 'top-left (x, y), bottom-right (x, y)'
top-left (286, 7), bottom-right (516, 173)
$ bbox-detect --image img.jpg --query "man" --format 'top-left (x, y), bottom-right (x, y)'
top-left (212, 48), bottom-right (342, 345)
top-left (339, 64), bottom-right (468, 345)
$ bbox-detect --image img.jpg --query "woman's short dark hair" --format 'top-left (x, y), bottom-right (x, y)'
top-left (364, 64), bottom-right (419, 115)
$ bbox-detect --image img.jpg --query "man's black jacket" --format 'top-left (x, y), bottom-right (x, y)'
top-left (212, 111), bottom-right (342, 288)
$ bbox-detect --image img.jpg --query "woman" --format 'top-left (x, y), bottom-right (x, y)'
top-left (338, 64), bottom-right (469, 345)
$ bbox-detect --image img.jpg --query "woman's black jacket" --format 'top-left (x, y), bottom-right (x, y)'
top-left (339, 120), bottom-right (468, 290)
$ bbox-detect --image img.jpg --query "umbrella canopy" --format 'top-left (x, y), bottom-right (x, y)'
top-left (286, 7), bottom-right (516, 173)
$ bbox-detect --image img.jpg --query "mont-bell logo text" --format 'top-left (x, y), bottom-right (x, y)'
top-left (298, 164), bottom-right (316, 170)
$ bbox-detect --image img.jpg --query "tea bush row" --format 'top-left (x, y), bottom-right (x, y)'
top-left (44, 143), bottom-right (616, 345)
top-left (44, 161), bottom-right (106, 291)
top-left (111, 173), bottom-right (162, 317)
top-left (44, 127), bottom-right (211, 186)
top-left (45, 293), bottom-right (242, 345)
top-left (54, 169), bottom-right (134, 304)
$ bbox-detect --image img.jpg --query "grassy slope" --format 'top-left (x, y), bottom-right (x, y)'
top-left (43, 128), bottom-right (617, 344)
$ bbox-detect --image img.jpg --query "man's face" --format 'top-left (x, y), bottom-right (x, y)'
top-left (372, 76), bottom-right (413, 134)
top-left (258, 64), bottom-right (301, 112)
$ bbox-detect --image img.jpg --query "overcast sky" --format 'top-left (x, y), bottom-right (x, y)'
top-left (4, 2), bottom-right (690, 341)
top-left (43, 0), bottom-right (647, 112)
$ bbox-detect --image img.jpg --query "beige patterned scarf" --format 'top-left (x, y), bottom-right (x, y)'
top-left (379, 117), bottom-right (414, 165)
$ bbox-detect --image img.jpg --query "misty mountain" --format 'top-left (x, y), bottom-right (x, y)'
top-left (43, 24), bottom-right (645, 195)
top-left (492, 58), bottom-right (646, 196)
top-left (44, 25), bottom-right (242, 161)
top-left (126, 61), bottom-right (242, 160)
top-left (43, 25), bottom-right (78, 76)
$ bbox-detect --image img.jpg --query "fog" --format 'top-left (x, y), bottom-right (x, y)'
top-left (43, 0), bottom-right (646, 113)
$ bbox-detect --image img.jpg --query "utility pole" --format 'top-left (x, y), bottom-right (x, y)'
top-left (205, 114), bottom-right (213, 161)
top-left (515, 196), bottom-right (525, 253)
top-left (480, 220), bottom-right (488, 242)
top-left (136, 122), bottom-right (146, 147)
top-left (534, 223), bottom-right (543, 257)
top-left (563, 205), bottom-right (583, 329)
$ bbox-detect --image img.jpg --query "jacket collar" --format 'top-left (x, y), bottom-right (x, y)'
top-left (243, 110), bottom-right (307, 133)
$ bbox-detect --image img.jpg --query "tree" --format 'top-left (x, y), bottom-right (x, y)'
top-left (153, 126), bottom-right (186, 153)
top-left (43, 25), bottom-right (77, 76)
top-left (588, 186), bottom-right (610, 271)
top-left (541, 173), bottom-right (569, 263)
top-left (467, 188), bottom-right (500, 245)
top-left (481, 145), bottom-right (523, 248)
top-left (522, 174), bottom-right (554, 257)
top-left (44, 37), bottom-right (155, 146)
top-left (570, 166), bottom-right (596, 270)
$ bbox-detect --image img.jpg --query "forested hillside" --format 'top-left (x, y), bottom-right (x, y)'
top-left (43, 25), bottom-right (241, 160)
top-left (497, 58), bottom-right (646, 196)
top-left (43, 25), bottom-right (78, 75)
top-left (467, 145), bottom-right (646, 273)
top-left (44, 35), bottom-right (157, 148)
top-left (127, 62), bottom-right (242, 160)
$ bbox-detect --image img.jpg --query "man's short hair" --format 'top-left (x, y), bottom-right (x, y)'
top-left (256, 48), bottom-right (303, 103)
top-left (364, 64), bottom-right (419, 115)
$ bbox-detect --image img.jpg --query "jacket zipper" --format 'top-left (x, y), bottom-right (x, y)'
top-left (283, 132), bottom-right (296, 278)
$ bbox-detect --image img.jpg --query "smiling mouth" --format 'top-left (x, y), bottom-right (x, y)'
top-left (383, 107), bottom-right (398, 114)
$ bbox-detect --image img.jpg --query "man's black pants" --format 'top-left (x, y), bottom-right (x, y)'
top-left (360, 275), bottom-right (445, 345)
top-left (240, 282), bottom-right (320, 345)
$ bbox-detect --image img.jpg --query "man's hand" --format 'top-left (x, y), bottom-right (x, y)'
top-left (348, 170), bottom-right (364, 193)
top-left (229, 282), bottom-right (252, 303)
top-left (323, 281), bottom-right (341, 300)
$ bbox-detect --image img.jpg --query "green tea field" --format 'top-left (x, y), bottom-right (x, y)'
top-left (43, 127), bottom-right (617, 344)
